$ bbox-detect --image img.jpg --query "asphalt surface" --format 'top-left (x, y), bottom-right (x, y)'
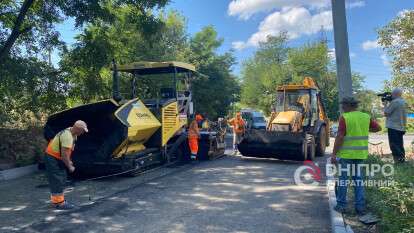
top-left (2, 133), bottom-right (412, 232)
top-left (1, 136), bottom-right (331, 233)
top-left (22, 156), bottom-right (330, 233)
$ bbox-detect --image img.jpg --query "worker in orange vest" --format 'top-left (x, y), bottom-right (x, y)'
top-left (228, 112), bottom-right (246, 153)
top-left (44, 120), bottom-right (88, 210)
top-left (188, 116), bottom-right (201, 160)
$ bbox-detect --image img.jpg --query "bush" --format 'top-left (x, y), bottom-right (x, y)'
top-left (365, 155), bottom-right (414, 233)
top-left (0, 126), bottom-right (45, 168)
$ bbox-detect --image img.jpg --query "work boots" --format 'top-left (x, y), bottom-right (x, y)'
top-left (54, 201), bottom-right (76, 210)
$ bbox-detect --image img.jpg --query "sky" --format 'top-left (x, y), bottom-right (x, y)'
top-left (56, 0), bottom-right (414, 91)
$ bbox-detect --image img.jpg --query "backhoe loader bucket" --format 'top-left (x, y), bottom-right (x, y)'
top-left (238, 129), bottom-right (306, 160)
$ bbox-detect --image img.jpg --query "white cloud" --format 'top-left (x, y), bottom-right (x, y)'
top-left (232, 41), bottom-right (247, 50)
top-left (228, 0), bottom-right (365, 20)
top-left (233, 7), bottom-right (332, 50)
top-left (228, 0), bottom-right (329, 20)
top-left (347, 1), bottom-right (365, 9)
top-left (362, 40), bottom-right (380, 50)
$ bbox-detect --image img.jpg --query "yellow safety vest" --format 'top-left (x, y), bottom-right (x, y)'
top-left (338, 111), bottom-right (370, 159)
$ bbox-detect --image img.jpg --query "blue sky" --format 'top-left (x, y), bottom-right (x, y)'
top-left (56, 0), bottom-right (414, 91)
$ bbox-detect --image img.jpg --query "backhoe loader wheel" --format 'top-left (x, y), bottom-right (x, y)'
top-left (316, 126), bottom-right (327, 157)
top-left (307, 135), bottom-right (316, 161)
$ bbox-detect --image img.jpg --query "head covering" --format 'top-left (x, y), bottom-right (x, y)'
top-left (74, 120), bottom-right (88, 133)
top-left (340, 96), bottom-right (360, 105)
top-left (392, 88), bottom-right (403, 96)
top-left (196, 114), bottom-right (203, 121)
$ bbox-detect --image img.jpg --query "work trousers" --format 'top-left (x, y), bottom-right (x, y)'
top-left (336, 158), bottom-right (365, 212)
top-left (44, 154), bottom-right (67, 204)
top-left (188, 137), bottom-right (199, 155)
top-left (387, 128), bottom-right (405, 163)
top-left (233, 132), bottom-right (243, 150)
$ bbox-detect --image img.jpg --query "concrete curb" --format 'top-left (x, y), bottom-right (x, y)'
top-left (0, 164), bottom-right (38, 181)
top-left (326, 158), bottom-right (354, 233)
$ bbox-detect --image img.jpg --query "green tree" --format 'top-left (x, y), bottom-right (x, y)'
top-left (287, 42), bottom-right (341, 119)
top-left (240, 36), bottom-right (368, 121)
top-left (189, 26), bottom-right (240, 119)
top-left (59, 9), bottom-right (187, 103)
top-left (241, 33), bottom-right (291, 114)
top-left (378, 10), bottom-right (414, 91)
top-left (0, 0), bottom-right (170, 126)
top-left (0, 0), bottom-right (169, 61)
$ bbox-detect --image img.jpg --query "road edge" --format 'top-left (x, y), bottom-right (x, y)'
top-left (0, 164), bottom-right (38, 181)
top-left (326, 157), bottom-right (354, 233)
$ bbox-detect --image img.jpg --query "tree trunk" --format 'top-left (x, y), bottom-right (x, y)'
top-left (0, 0), bottom-right (35, 62)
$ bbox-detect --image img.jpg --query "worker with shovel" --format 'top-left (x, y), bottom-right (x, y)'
top-left (44, 120), bottom-right (88, 210)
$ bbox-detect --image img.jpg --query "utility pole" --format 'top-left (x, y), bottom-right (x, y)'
top-left (331, 0), bottom-right (353, 102)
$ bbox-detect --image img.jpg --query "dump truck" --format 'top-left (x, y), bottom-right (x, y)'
top-left (43, 61), bottom-right (225, 176)
top-left (238, 77), bottom-right (329, 161)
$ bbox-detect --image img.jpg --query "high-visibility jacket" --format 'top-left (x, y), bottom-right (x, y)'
top-left (45, 128), bottom-right (75, 160)
top-left (188, 120), bottom-right (200, 139)
top-left (201, 120), bottom-right (209, 129)
top-left (338, 111), bottom-right (370, 159)
top-left (229, 117), bottom-right (245, 134)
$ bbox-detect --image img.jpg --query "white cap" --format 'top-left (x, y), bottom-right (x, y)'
top-left (74, 120), bottom-right (88, 133)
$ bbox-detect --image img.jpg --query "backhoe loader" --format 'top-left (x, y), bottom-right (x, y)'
top-left (238, 77), bottom-right (330, 161)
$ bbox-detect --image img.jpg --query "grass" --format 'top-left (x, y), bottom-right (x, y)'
top-left (364, 155), bottom-right (414, 233)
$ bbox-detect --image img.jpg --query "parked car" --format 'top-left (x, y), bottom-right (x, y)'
top-left (241, 109), bottom-right (267, 130)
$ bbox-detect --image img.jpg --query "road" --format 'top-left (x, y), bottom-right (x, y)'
top-left (22, 156), bottom-right (330, 233)
top-left (1, 138), bottom-right (331, 233)
top-left (2, 133), bottom-right (412, 232)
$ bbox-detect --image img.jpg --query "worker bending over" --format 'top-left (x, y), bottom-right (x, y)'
top-left (331, 97), bottom-right (381, 215)
top-left (44, 120), bottom-right (88, 210)
top-left (228, 112), bottom-right (246, 153)
top-left (188, 117), bottom-right (200, 160)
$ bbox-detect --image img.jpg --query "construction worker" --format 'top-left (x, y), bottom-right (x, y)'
top-left (331, 97), bottom-right (381, 215)
top-left (196, 114), bottom-right (204, 128)
top-left (44, 120), bottom-right (88, 210)
top-left (188, 117), bottom-right (200, 160)
top-left (228, 112), bottom-right (246, 153)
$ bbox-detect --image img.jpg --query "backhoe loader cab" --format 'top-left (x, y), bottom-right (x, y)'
top-left (44, 61), bottom-right (224, 176)
top-left (238, 77), bottom-right (330, 161)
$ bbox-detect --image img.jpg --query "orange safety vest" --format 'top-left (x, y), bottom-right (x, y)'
top-left (188, 120), bottom-right (200, 139)
top-left (230, 117), bottom-right (245, 134)
top-left (45, 129), bottom-right (74, 160)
